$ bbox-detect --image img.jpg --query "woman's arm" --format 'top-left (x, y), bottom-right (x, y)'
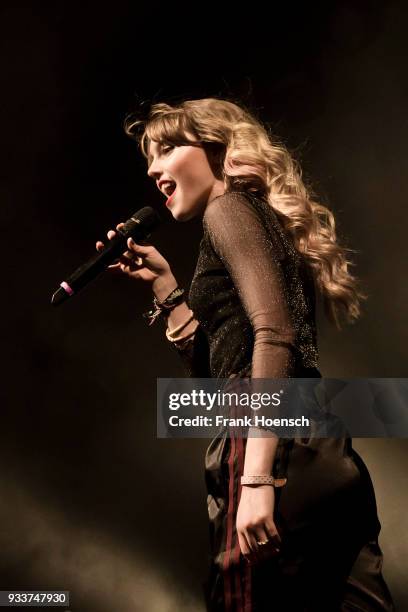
top-left (244, 429), bottom-right (279, 473)
top-left (203, 192), bottom-right (296, 561)
top-left (152, 272), bottom-right (199, 339)
top-left (97, 229), bottom-right (199, 356)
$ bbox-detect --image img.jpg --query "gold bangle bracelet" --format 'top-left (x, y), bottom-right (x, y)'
top-left (166, 311), bottom-right (196, 339)
top-left (166, 325), bottom-right (197, 344)
top-left (173, 335), bottom-right (196, 350)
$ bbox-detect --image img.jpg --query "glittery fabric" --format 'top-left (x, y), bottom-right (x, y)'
top-left (184, 190), bottom-right (318, 379)
top-left (173, 190), bottom-right (395, 611)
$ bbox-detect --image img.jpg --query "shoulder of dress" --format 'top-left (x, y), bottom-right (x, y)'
top-left (203, 190), bottom-right (261, 225)
top-left (206, 189), bottom-right (252, 208)
top-left (207, 190), bottom-right (284, 237)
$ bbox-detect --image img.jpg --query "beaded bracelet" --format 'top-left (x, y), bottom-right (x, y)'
top-left (143, 287), bottom-right (185, 325)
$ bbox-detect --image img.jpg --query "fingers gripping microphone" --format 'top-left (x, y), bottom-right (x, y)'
top-left (51, 206), bottom-right (161, 306)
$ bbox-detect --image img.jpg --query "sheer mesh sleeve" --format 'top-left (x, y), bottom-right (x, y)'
top-left (203, 191), bottom-right (296, 379)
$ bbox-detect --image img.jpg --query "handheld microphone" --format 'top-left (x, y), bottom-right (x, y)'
top-left (51, 206), bottom-right (161, 306)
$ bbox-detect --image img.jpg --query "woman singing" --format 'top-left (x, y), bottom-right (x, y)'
top-left (96, 98), bottom-right (395, 611)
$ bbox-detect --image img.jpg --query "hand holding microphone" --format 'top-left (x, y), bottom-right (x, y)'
top-left (96, 223), bottom-right (176, 296)
top-left (51, 206), bottom-right (175, 305)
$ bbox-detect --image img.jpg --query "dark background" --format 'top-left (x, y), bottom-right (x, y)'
top-left (1, 1), bottom-right (407, 610)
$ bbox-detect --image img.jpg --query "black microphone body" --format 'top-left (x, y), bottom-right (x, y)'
top-left (51, 206), bottom-right (160, 306)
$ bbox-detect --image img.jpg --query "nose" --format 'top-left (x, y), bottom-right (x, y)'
top-left (147, 157), bottom-right (162, 180)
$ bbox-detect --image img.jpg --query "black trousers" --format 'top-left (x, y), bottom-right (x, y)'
top-left (204, 433), bottom-right (395, 612)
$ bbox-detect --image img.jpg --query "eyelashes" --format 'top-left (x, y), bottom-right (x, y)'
top-left (147, 143), bottom-right (175, 168)
top-left (161, 144), bottom-right (174, 154)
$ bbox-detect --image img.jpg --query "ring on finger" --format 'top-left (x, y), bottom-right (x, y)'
top-left (256, 539), bottom-right (270, 546)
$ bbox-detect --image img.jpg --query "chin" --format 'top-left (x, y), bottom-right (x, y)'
top-left (170, 202), bottom-right (196, 222)
top-left (171, 209), bottom-right (193, 222)
top-left (169, 193), bottom-right (204, 221)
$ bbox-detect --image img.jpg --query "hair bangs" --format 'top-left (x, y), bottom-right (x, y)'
top-left (140, 111), bottom-right (200, 159)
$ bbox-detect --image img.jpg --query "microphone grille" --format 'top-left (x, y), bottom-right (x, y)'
top-left (131, 206), bottom-right (161, 233)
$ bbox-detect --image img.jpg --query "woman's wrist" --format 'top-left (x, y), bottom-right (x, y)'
top-left (152, 273), bottom-right (178, 301)
top-left (243, 433), bottom-right (280, 475)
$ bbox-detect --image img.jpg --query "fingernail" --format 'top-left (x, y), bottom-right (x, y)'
top-left (128, 237), bottom-right (134, 246)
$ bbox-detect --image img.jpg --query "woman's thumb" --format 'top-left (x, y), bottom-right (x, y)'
top-left (127, 238), bottom-right (151, 254)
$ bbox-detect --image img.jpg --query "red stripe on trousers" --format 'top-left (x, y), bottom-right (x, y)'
top-left (223, 432), bottom-right (236, 610)
top-left (223, 424), bottom-right (253, 611)
top-left (233, 435), bottom-right (244, 610)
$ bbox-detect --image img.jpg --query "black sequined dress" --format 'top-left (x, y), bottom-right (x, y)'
top-left (175, 191), bottom-right (394, 611)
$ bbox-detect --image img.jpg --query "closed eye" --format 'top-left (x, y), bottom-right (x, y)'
top-left (161, 144), bottom-right (174, 154)
top-left (147, 144), bottom-right (174, 169)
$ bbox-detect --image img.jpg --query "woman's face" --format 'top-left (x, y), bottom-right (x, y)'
top-left (147, 138), bottom-right (225, 221)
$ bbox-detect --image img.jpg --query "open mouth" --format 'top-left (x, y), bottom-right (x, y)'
top-left (164, 182), bottom-right (177, 205)
top-left (163, 181), bottom-right (176, 197)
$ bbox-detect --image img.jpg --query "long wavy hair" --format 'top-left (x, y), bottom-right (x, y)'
top-left (124, 97), bottom-right (366, 328)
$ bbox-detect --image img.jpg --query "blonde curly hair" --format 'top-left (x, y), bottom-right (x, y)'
top-left (124, 97), bottom-right (366, 328)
